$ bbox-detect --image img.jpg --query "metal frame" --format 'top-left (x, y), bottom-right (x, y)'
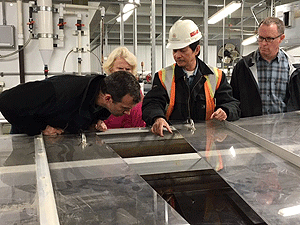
top-left (35, 135), bottom-right (59, 225)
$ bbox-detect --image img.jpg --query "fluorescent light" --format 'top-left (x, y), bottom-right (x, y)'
top-left (278, 205), bottom-right (300, 217)
top-left (208, 1), bottom-right (241, 24)
top-left (116, 0), bottom-right (140, 22)
top-left (242, 35), bottom-right (257, 46)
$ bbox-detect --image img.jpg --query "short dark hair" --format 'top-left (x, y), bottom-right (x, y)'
top-left (259, 17), bottom-right (285, 35)
top-left (101, 71), bottom-right (141, 104)
top-left (189, 40), bottom-right (200, 57)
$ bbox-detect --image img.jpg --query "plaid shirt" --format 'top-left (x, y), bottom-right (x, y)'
top-left (257, 49), bottom-right (289, 114)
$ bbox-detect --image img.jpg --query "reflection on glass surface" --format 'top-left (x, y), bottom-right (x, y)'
top-left (0, 135), bottom-right (39, 224)
top-left (232, 111), bottom-right (300, 155)
top-left (174, 120), bottom-right (300, 225)
top-left (278, 204), bottom-right (300, 217)
top-left (44, 134), bottom-right (188, 224)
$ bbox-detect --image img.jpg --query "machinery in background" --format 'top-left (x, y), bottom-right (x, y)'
top-left (276, 1), bottom-right (300, 49)
top-left (0, 1), bottom-right (104, 84)
top-left (216, 39), bottom-right (240, 81)
top-left (217, 43), bottom-right (240, 65)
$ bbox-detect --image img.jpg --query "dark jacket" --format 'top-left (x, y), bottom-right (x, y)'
top-left (142, 58), bottom-right (241, 125)
top-left (0, 75), bottom-right (111, 135)
top-left (230, 50), bottom-right (300, 118)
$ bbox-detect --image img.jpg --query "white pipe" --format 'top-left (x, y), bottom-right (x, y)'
top-left (63, 10), bottom-right (77, 15)
top-left (57, 3), bottom-right (65, 48)
top-left (17, 0), bottom-right (24, 46)
top-left (37, 0), bottom-right (53, 66)
top-left (77, 13), bottom-right (82, 75)
top-left (63, 3), bottom-right (103, 11)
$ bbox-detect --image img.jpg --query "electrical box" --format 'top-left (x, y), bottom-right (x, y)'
top-left (0, 25), bottom-right (15, 48)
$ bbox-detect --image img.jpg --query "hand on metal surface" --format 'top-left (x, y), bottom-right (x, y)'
top-left (42, 125), bottom-right (64, 136)
top-left (210, 108), bottom-right (227, 121)
top-left (95, 120), bottom-right (107, 132)
top-left (151, 117), bottom-right (173, 137)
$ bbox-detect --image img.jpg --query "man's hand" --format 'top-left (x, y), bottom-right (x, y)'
top-left (95, 120), bottom-right (107, 132)
top-left (210, 108), bottom-right (227, 121)
top-left (151, 117), bottom-right (173, 137)
top-left (42, 125), bottom-right (64, 136)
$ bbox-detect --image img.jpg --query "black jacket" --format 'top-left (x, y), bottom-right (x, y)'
top-left (0, 75), bottom-right (111, 135)
top-left (142, 58), bottom-right (240, 125)
top-left (230, 50), bottom-right (300, 118)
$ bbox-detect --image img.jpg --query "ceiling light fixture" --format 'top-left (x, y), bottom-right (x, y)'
top-left (208, 1), bottom-right (242, 24)
top-left (116, 0), bottom-right (140, 22)
top-left (242, 35), bottom-right (257, 46)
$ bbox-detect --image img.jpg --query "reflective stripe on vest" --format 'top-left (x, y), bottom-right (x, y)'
top-left (158, 64), bottom-right (176, 120)
top-left (158, 64), bottom-right (222, 120)
top-left (204, 66), bottom-right (222, 120)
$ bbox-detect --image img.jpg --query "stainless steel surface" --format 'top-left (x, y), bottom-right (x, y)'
top-left (232, 111), bottom-right (300, 156)
top-left (226, 118), bottom-right (300, 169)
top-left (3, 112), bottom-right (300, 224)
top-left (124, 153), bottom-right (209, 176)
top-left (44, 133), bottom-right (189, 224)
top-left (0, 135), bottom-right (39, 224)
top-left (174, 119), bottom-right (300, 225)
top-left (0, 133), bottom-right (188, 224)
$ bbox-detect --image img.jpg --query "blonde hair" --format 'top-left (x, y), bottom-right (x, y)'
top-left (103, 47), bottom-right (137, 76)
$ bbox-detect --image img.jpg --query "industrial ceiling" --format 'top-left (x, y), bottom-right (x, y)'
top-left (87, 0), bottom-right (297, 48)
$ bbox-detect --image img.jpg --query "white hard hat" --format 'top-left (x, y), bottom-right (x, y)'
top-left (166, 19), bottom-right (202, 49)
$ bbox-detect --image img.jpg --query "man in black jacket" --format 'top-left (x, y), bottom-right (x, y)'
top-left (231, 17), bottom-right (300, 118)
top-left (0, 71), bottom-right (141, 136)
top-left (142, 19), bottom-right (240, 137)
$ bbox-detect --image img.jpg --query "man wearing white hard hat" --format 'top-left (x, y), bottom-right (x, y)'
top-left (142, 19), bottom-right (240, 137)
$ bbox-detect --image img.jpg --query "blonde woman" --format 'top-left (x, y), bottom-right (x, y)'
top-left (102, 47), bottom-right (146, 129)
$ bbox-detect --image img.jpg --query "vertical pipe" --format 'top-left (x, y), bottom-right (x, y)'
top-left (18, 47), bottom-right (25, 83)
top-left (203, 0), bottom-right (208, 63)
top-left (222, 0), bottom-right (225, 70)
top-left (105, 25), bottom-right (108, 58)
top-left (37, 0), bottom-right (54, 77)
top-left (99, 16), bottom-right (103, 73)
top-left (120, 3), bottom-right (124, 46)
top-left (240, 0), bottom-right (244, 56)
top-left (77, 14), bottom-right (82, 75)
top-left (151, 0), bottom-right (156, 76)
top-left (100, 7), bottom-right (105, 73)
top-left (270, 0), bottom-right (275, 16)
top-left (57, 3), bottom-right (65, 48)
top-left (133, 6), bottom-right (138, 56)
top-left (17, 0), bottom-right (25, 83)
top-left (162, 0), bottom-right (166, 68)
top-left (2, 0), bottom-right (7, 25)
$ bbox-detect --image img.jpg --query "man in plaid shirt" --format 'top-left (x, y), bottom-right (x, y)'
top-left (230, 17), bottom-right (300, 118)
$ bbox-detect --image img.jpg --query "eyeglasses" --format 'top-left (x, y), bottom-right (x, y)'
top-left (257, 34), bottom-right (282, 43)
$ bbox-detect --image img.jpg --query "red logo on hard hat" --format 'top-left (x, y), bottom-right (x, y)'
top-left (190, 30), bottom-right (199, 37)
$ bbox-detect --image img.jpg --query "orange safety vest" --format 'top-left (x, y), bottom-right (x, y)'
top-left (158, 64), bottom-right (223, 120)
